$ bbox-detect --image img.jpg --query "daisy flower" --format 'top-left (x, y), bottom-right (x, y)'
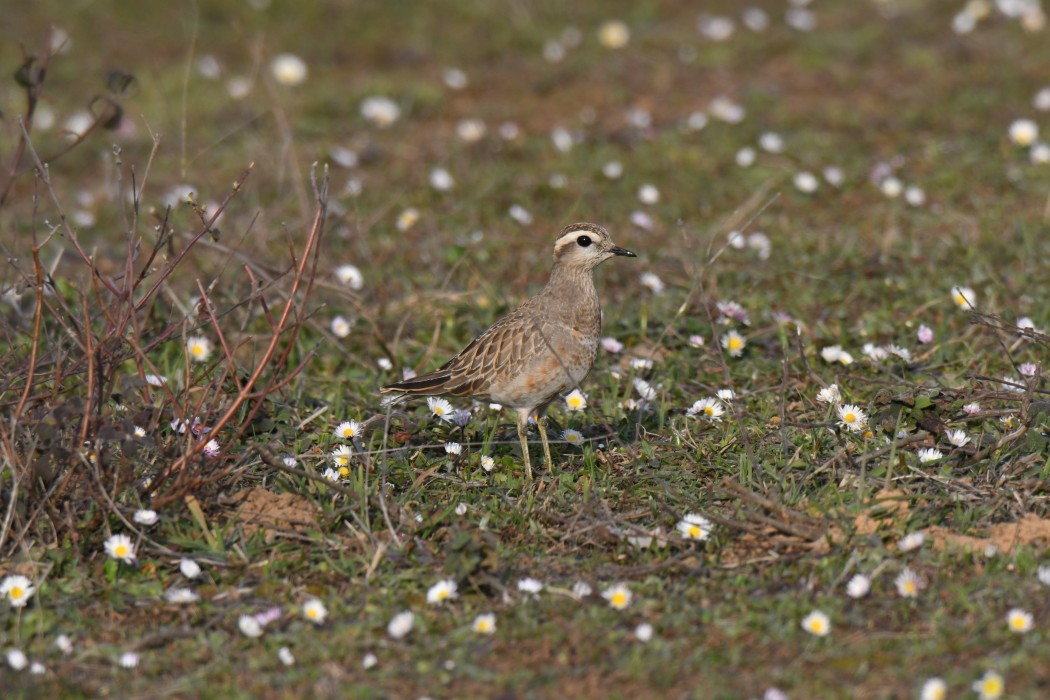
top-left (271, 53), bottom-right (307, 86)
top-left (894, 567), bottom-right (922, 598)
top-left (517, 578), bottom-right (544, 595)
top-left (563, 429), bottom-right (584, 446)
top-left (688, 334), bottom-right (706, 348)
top-left (721, 330), bottom-right (746, 357)
top-left (1037, 565), bottom-right (1050, 586)
top-left (687, 398), bottom-right (724, 422)
top-left (1006, 608), bottom-right (1033, 633)
top-left (845, 574), bottom-right (871, 599)
top-left (632, 378), bottom-right (657, 401)
top-left (917, 324), bottom-right (934, 344)
top-left (800, 610), bottom-right (830, 636)
top-left (1, 575), bottom-right (35, 608)
top-left (303, 599), bottom-right (327, 624)
top-left (427, 397), bottom-right (454, 421)
top-left (676, 513), bottom-right (712, 541)
top-left (335, 420), bottom-right (361, 440)
top-left (735, 147), bottom-right (756, 167)
top-left (951, 285), bottom-right (977, 310)
top-left (360, 96), bottom-right (400, 127)
top-left (602, 583), bottom-right (632, 610)
top-left (904, 186), bottom-right (926, 207)
top-left (322, 467), bottom-right (340, 481)
top-left (472, 613), bottom-right (496, 635)
top-left (444, 442), bottom-right (462, 456)
top-left (962, 401), bottom-right (981, 415)
top-left (6, 648), bottom-right (28, 671)
top-left (480, 455), bottom-right (495, 472)
top-left (331, 445), bottom-right (352, 468)
top-left (186, 336), bottom-right (212, 362)
top-left (564, 389), bottom-right (587, 412)
top-left (945, 429), bottom-right (970, 447)
top-left (639, 271), bottom-right (665, 293)
top-left (55, 635), bottom-right (73, 655)
top-left (793, 171), bottom-right (819, 193)
top-left (133, 509), bottom-right (158, 526)
top-left (897, 532), bottom-right (926, 552)
top-left (598, 19), bottom-right (630, 48)
top-left (917, 448), bottom-right (943, 463)
top-left (634, 622), bottom-right (654, 642)
top-left (637, 185), bottom-right (660, 205)
top-left (429, 167), bottom-right (454, 191)
top-left (973, 671), bottom-right (1004, 700)
top-left (387, 611), bottom-right (414, 639)
top-left (277, 647), bottom-right (295, 666)
top-left (164, 587), bottom-right (200, 604)
top-left (202, 439), bottom-right (220, 457)
top-left (457, 118), bottom-right (487, 142)
top-left (880, 176), bottom-right (903, 197)
top-left (330, 316), bottom-right (352, 338)
top-left (118, 651), bottom-right (139, 669)
top-left (816, 384), bottom-right (841, 404)
top-left (821, 345), bottom-right (847, 363)
top-left (572, 580), bottom-right (592, 598)
top-left (837, 404), bottom-right (868, 432)
top-left (920, 678), bottom-right (947, 700)
top-left (238, 615), bottom-right (263, 638)
top-left (716, 388), bottom-right (736, 402)
top-left (335, 264), bottom-right (364, 289)
top-left (1008, 119), bottom-right (1038, 146)
top-left (426, 579), bottom-right (458, 605)
top-left (104, 533), bottom-right (136, 563)
top-left (600, 337), bottom-right (624, 353)
top-left (362, 653), bottom-right (378, 669)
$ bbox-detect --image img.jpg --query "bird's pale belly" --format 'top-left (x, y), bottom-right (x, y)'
top-left (487, 344), bottom-right (594, 409)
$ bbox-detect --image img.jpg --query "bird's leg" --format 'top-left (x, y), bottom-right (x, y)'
top-left (516, 411), bottom-right (533, 481)
top-left (537, 415), bottom-right (554, 473)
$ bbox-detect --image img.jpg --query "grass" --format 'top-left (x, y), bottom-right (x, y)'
top-left (2, 1), bottom-right (1050, 697)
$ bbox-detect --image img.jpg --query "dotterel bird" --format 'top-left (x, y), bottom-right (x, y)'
top-left (381, 222), bottom-right (636, 479)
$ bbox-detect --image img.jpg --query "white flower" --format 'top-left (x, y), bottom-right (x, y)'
top-left (322, 467), bottom-right (340, 482)
top-left (55, 635), bottom-right (73, 655)
top-left (905, 186), bottom-right (926, 207)
top-left (444, 442), bottom-right (462, 456)
top-left (457, 118), bottom-right (487, 142)
top-left (551, 127), bottom-right (573, 152)
top-left (951, 285), bottom-right (977, 310)
top-left (442, 67), bottom-right (467, 89)
top-left (202, 439), bottom-right (220, 457)
top-left (238, 615), bottom-right (263, 638)
top-left (472, 613), bottom-right (496, 635)
top-left (861, 343), bottom-right (888, 362)
top-left (676, 513), bottom-right (712, 541)
top-left (1008, 118), bottom-right (1038, 146)
top-left (709, 95), bottom-right (745, 123)
top-left (687, 398), bottom-right (724, 422)
top-left (426, 579), bottom-right (458, 605)
top-left (972, 670), bottom-right (1005, 700)
top-left (1032, 142), bottom-right (1050, 164)
top-left (598, 20), bottom-right (630, 48)
top-left (816, 384), bottom-right (841, 404)
top-left (118, 651), bottom-right (139, 669)
top-left (427, 397), bottom-right (454, 421)
top-left (632, 378), bottom-right (657, 401)
top-left (1, 575), bottom-right (35, 608)
top-left (387, 611), bottom-right (414, 639)
top-left (821, 345), bottom-right (846, 363)
top-left (801, 610), bottom-right (830, 636)
top-left (878, 176), bottom-right (902, 198)
top-left (600, 337), bottom-right (624, 353)
top-left (638, 184), bottom-right (660, 205)
top-left (480, 455), bottom-right (495, 472)
top-left (270, 53), bottom-right (307, 86)
top-left (735, 146), bottom-right (756, 167)
top-left (226, 76), bottom-right (253, 100)
top-left (963, 401), bottom-right (981, 415)
top-left (362, 652), bottom-right (378, 669)
top-left (917, 448), bottom-right (943, 463)
top-left (145, 373), bottom-right (166, 386)
top-left (6, 648), bottom-right (28, 671)
top-left (360, 96), bottom-right (400, 127)
top-left (920, 678), bottom-right (947, 700)
top-left (639, 271), bottom-right (665, 293)
top-left (331, 316), bottom-right (352, 338)
top-left (716, 389), bottom-right (736, 402)
top-left (186, 336), bottom-right (212, 362)
top-left (30, 661), bottom-right (45, 675)
top-left (689, 334), bottom-right (706, 348)
top-left (277, 646), bottom-right (295, 666)
top-left (945, 429), bottom-right (970, 447)
top-left (429, 167), bottom-right (454, 191)
top-left (164, 587), bottom-right (200, 604)
top-left (303, 599), bottom-right (327, 624)
top-left (898, 532), bottom-right (926, 552)
top-left (331, 445), bottom-right (352, 468)
top-left (720, 330), bottom-right (746, 357)
top-left (846, 574), bottom-right (871, 599)
top-left (1006, 608), bottom-right (1033, 633)
top-left (823, 166), bottom-right (845, 187)
top-left (335, 420), bottom-right (361, 440)
top-left (602, 583), bottom-right (632, 610)
top-left (454, 502), bottom-right (467, 516)
top-left (1038, 565), bottom-right (1050, 586)
top-left (634, 622), bottom-right (654, 642)
top-left (836, 404), bottom-right (868, 433)
top-left (602, 161), bottom-right (624, 179)
top-left (630, 357), bottom-right (654, 370)
top-left (563, 429), bottom-right (584, 446)
top-left (686, 111), bottom-right (709, 130)
top-left (104, 533), bottom-right (136, 563)
top-left (793, 171), bottom-right (819, 193)
top-left (894, 567), bottom-right (922, 598)
top-left (564, 389), bottom-right (587, 412)
top-left (517, 577), bottom-right (543, 595)
top-left (758, 132), bottom-right (784, 153)
top-left (335, 264), bottom-right (364, 289)
top-left (572, 580), bottom-right (592, 598)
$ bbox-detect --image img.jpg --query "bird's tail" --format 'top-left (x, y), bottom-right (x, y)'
top-left (380, 369), bottom-right (453, 395)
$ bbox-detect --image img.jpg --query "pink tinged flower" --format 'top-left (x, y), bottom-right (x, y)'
top-left (917, 324), bottom-right (934, 344)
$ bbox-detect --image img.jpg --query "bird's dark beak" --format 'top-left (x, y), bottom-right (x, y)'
top-left (610, 246), bottom-right (636, 257)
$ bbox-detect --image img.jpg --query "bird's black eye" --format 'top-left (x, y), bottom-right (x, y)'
top-left (576, 235), bottom-right (592, 247)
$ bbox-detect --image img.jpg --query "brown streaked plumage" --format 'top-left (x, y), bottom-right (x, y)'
top-left (381, 222), bottom-right (636, 478)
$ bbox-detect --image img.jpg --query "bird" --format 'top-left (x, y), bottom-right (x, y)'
top-left (381, 222), bottom-right (636, 479)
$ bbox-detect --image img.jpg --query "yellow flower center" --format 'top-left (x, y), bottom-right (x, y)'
top-left (10, 586), bottom-right (24, 599)
top-left (307, 608), bottom-right (319, 619)
top-left (115, 544), bottom-right (128, 558)
top-left (982, 678), bottom-right (1003, 697)
top-left (688, 525), bottom-right (701, 538)
top-left (704, 406), bottom-right (714, 416)
top-left (728, 337), bottom-right (742, 350)
top-left (338, 466), bottom-right (350, 478)
top-left (611, 592), bottom-right (627, 608)
top-left (475, 619), bottom-right (491, 632)
top-left (902, 581), bottom-right (916, 595)
top-left (844, 412), bottom-right (856, 423)
top-left (436, 589), bottom-right (449, 601)
top-left (809, 619), bottom-right (826, 634)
